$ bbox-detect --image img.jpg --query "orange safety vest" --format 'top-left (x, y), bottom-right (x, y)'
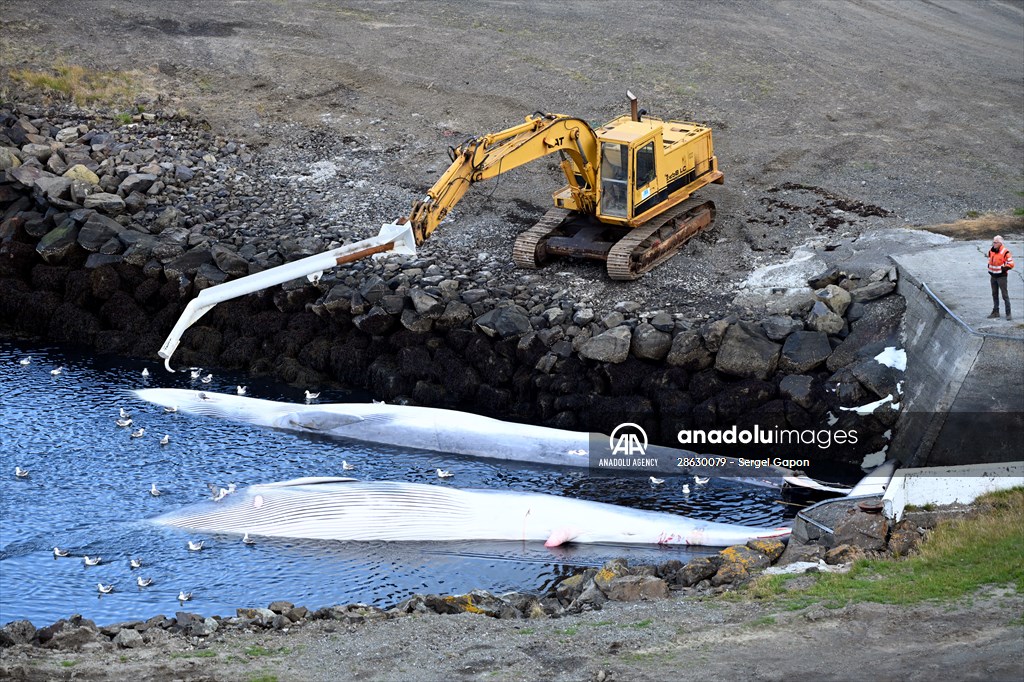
top-left (988, 245), bottom-right (1015, 275)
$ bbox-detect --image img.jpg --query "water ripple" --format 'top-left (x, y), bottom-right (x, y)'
top-left (0, 340), bottom-right (788, 625)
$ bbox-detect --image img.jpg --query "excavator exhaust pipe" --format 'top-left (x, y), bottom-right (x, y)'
top-left (628, 90), bottom-right (639, 122)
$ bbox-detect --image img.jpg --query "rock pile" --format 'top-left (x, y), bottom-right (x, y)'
top-left (0, 537), bottom-right (791, 653)
top-left (2, 103), bottom-right (905, 465)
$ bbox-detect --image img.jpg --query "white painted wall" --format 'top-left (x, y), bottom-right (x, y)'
top-left (883, 462), bottom-right (1024, 521)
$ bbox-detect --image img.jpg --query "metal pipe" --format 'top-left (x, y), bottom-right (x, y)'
top-left (157, 222), bottom-right (416, 371)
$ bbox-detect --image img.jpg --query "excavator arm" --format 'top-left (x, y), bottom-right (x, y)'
top-left (407, 113), bottom-right (600, 244)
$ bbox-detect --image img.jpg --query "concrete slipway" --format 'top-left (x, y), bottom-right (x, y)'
top-left (891, 239), bottom-right (1023, 468)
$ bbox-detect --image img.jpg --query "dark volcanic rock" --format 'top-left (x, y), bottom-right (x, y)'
top-left (579, 325), bottom-right (632, 363)
top-left (827, 295), bottom-right (905, 371)
top-left (715, 322), bottom-right (781, 380)
top-left (779, 331), bottom-right (832, 373)
top-left (631, 323), bottom-right (672, 361)
top-left (474, 306), bottom-right (532, 339)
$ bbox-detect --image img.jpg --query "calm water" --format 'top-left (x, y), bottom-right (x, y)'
top-left (0, 340), bottom-right (787, 626)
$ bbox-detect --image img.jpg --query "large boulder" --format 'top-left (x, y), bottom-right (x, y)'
top-left (833, 509), bottom-right (889, 552)
top-left (715, 322), bottom-right (781, 380)
top-left (815, 284), bottom-right (852, 316)
top-left (780, 374), bottom-right (816, 410)
top-left (827, 295), bottom-right (906, 371)
top-left (579, 325), bottom-right (632, 363)
top-left (35, 221), bottom-right (79, 264)
top-left (761, 314), bottom-right (803, 341)
top-left (807, 300), bottom-right (844, 334)
top-left (77, 213), bottom-right (123, 252)
top-left (118, 173), bottom-right (157, 195)
top-left (474, 306), bottom-right (532, 339)
top-left (83, 192), bottom-right (125, 214)
top-left (779, 331), bottom-right (832, 373)
top-left (666, 330), bottom-right (713, 370)
top-left (631, 322), bottom-right (672, 361)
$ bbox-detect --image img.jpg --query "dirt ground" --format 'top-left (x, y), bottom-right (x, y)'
top-left (2, 591), bottom-right (1022, 682)
top-left (2, 1), bottom-right (1024, 679)
top-left (2, 0), bottom-right (1023, 316)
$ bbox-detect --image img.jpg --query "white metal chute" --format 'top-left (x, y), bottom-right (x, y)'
top-left (157, 222), bottom-right (416, 371)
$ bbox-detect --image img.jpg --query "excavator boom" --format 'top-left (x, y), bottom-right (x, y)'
top-left (407, 113), bottom-right (600, 243)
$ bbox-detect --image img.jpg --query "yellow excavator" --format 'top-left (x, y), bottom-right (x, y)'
top-left (404, 91), bottom-right (723, 280)
top-left (157, 93), bottom-right (723, 368)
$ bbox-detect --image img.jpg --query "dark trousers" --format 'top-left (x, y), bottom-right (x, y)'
top-left (990, 273), bottom-right (1010, 313)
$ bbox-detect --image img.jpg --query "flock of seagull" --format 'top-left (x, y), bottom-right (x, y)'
top-left (13, 354), bottom-right (715, 612)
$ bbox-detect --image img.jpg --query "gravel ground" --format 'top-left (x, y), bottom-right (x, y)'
top-left (2, 1), bottom-right (1023, 679)
top-left (2, 0), bottom-right (1022, 318)
top-left (3, 591), bottom-right (1022, 681)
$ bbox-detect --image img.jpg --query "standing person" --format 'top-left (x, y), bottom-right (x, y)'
top-left (987, 235), bottom-right (1015, 320)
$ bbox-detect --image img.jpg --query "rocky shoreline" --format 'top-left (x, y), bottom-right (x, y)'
top-left (2, 503), bottom-right (930, 657)
top-left (2, 103), bottom-right (907, 466)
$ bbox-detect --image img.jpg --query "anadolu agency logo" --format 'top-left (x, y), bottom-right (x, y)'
top-left (609, 423), bottom-right (648, 457)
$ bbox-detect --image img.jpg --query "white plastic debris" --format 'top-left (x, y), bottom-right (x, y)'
top-left (873, 347), bottom-right (907, 371)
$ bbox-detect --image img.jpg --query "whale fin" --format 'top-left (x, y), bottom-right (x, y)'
top-left (544, 528), bottom-right (579, 547)
top-left (286, 412), bottom-right (364, 431)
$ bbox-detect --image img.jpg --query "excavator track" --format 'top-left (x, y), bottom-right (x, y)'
top-left (512, 207), bottom-right (572, 269)
top-left (606, 198), bottom-right (716, 281)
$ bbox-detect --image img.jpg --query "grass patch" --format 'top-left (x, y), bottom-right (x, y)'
top-left (170, 649), bottom-right (217, 659)
top-left (515, 627), bottom-right (536, 635)
top-left (739, 488), bottom-right (1024, 609)
top-left (9, 62), bottom-right (144, 106)
top-left (747, 615), bottom-right (776, 627)
top-left (1013, 207), bottom-right (1024, 217)
top-left (588, 620), bottom-right (615, 627)
top-left (249, 676), bottom-right (279, 682)
top-left (554, 626), bottom-right (579, 636)
top-left (245, 645), bottom-right (288, 657)
top-left (59, 660), bottom-right (76, 667)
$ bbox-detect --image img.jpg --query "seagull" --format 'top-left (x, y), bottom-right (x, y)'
top-left (567, 449), bottom-right (587, 456)
top-left (236, 385), bottom-right (247, 395)
top-left (682, 484), bottom-right (691, 494)
top-left (436, 468), bottom-right (454, 479)
top-left (242, 533), bottom-right (256, 545)
top-left (83, 556), bottom-right (102, 566)
top-left (200, 373), bottom-right (213, 384)
top-left (19, 356), bottom-right (31, 365)
top-left (163, 405), bottom-right (178, 413)
top-left (197, 392), bottom-right (210, 401)
top-left (190, 369), bottom-right (201, 380)
top-left (342, 460), bottom-right (355, 471)
top-left (53, 547), bottom-right (69, 558)
top-left (130, 428), bottom-right (145, 438)
top-left (150, 483), bottom-right (163, 497)
top-left (650, 476), bottom-right (665, 485)
top-left (694, 476), bottom-right (710, 486)
top-left (178, 591), bottom-right (193, 603)
top-left (208, 482), bottom-right (236, 502)
top-left (136, 576), bottom-right (153, 588)
top-left (14, 467), bottom-right (29, 478)
top-left (304, 390), bottom-right (320, 402)
top-left (129, 558), bottom-right (142, 569)
top-left (97, 583), bottom-right (114, 594)
top-left (141, 368), bottom-right (150, 377)
top-left (120, 408), bottom-right (131, 419)
top-left (187, 540), bottom-right (204, 552)
top-left (115, 418), bottom-right (133, 428)
top-left (50, 366), bottom-right (63, 376)
top-left (160, 434), bottom-right (170, 445)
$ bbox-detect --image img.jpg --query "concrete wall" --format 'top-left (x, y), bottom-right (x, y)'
top-left (882, 462), bottom-right (1024, 521)
top-left (890, 260), bottom-right (1024, 467)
